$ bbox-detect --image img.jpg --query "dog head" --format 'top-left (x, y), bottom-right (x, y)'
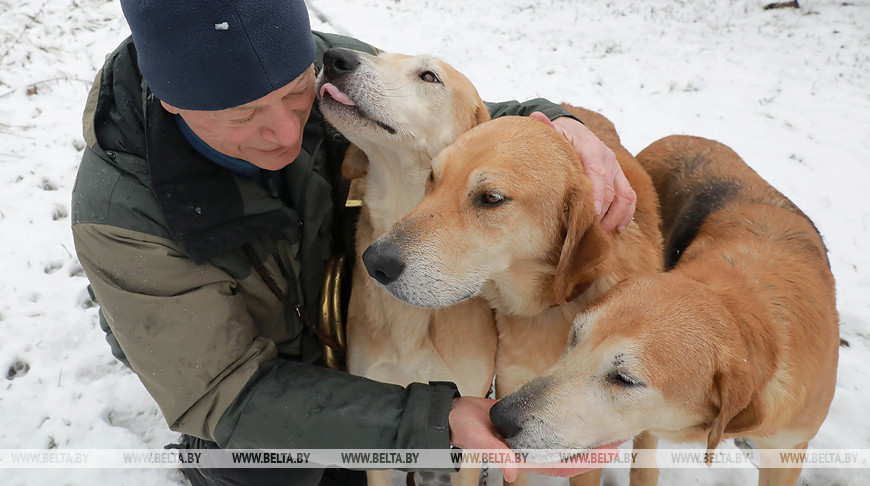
top-left (488, 274), bottom-right (765, 459)
top-left (361, 116), bottom-right (610, 314)
top-left (316, 47), bottom-right (489, 160)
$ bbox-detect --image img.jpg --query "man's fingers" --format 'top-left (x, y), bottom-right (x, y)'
top-left (536, 114), bottom-right (638, 232)
top-left (529, 111), bottom-right (556, 128)
top-left (620, 195), bottom-right (637, 233)
top-left (582, 158), bottom-right (611, 218)
top-left (599, 172), bottom-right (637, 232)
top-left (525, 465), bottom-right (596, 478)
top-left (600, 184), bottom-right (617, 221)
top-left (502, 460), bottom-right (519, 483)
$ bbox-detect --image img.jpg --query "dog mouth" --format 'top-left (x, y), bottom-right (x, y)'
top-left (386, 282), bottom-right (478, 309)
top-left (514, 440), bottom-right (628, 463)
top-left (318, 82), bottom-right (397, 134)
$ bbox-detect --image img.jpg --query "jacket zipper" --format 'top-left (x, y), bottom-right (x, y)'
top-left (273, 247), bottom-right (306, 323)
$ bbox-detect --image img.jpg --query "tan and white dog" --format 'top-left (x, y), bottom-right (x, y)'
top-left (488, 135), bottom-right (840, 486)
top-left (363, 114), bottom-right (664, 486)
top-left (316, 47), bottom-right (497, 486)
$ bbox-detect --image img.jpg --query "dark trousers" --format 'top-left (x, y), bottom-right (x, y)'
top-left (172, 435), bottom-right (367, 486)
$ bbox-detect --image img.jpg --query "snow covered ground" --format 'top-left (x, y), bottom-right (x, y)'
top-left (1, 0), bottom-right (868, 484)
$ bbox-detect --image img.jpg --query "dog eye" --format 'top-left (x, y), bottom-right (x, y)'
top-left (479, 192), bottom-right (506, 207)
top-left (420, 71), bottom-right (441, 83)
top-left (606, 371), bottom-right (644, 388)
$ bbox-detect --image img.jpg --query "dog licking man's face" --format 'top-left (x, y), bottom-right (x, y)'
top-left (316, 48), bottom-right (488, 157)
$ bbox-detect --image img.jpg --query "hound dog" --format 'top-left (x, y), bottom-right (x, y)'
top-left (489, 135), bottom-right (839, 486)
top-left (316, 47), bottom-right (497, 486)
top-left (363, 114), bottom-right (665, 486)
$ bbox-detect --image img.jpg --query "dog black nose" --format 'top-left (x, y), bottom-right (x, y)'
top-left (490, 399), bottom-right (523, 440)
top-left (322, 48), bottom-right (361, 80)
top-left (362, 240), bottom-right (405, 286)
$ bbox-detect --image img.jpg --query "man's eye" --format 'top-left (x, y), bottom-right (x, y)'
top-left (420, 71), bottom-right (441, 83)
top-left (479, 192), bottom-right (505, 207)
top-left (230, 111), bottom-right (256, 124)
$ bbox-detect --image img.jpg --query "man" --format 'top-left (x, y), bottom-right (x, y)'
top-left (71, 1), bottom-right (636, 484)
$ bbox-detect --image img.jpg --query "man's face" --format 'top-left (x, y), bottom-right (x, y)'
top-left (161, 65), bottom-right (316, 171)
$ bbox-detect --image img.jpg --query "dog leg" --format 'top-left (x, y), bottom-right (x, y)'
top-left (628, 432), bottom-right (659, 486)
top-left (504, 470), bottom-right (600, 486)
top-left (366, 469), bottom-right (393, 486)
top-left (569, 469), bottom-right (601, 486)
top-left (452, 467), bottom-right (480, 486)
top-left (756, 440), bottom-right (808, 486)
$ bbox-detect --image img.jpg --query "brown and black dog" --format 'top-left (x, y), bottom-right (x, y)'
top-left (488, 135), bottom-right (839, 486)
top-left (363, 113), bottom-right (664, 485)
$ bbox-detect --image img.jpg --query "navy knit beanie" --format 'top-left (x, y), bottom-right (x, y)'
top-left (120, 0), bottom-right (315, 111)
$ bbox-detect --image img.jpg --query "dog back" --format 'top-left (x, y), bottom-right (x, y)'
top-left (636, 135), bottom-right (839, 439)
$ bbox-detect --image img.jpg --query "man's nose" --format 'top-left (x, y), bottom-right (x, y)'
top-left (322, 48), bottom-right (361, 80)
top-left (262, 108), bottom-right (302, 146)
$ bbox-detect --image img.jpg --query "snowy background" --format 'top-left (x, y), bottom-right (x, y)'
top-left (1, 0), bottom-right (868, 484)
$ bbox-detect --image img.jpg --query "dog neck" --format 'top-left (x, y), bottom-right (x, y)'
top-left (356, 141), bottom-right (439, 236)
top-left (480, 262), bottom-right (615, 318)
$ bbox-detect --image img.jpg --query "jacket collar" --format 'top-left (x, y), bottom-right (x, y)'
top-left (173, 114), bottom-right (262, 178)
top-left (144, 91), bottom-right (299, 264)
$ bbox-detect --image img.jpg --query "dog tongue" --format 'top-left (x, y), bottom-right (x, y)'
top-left (319, 83), bottom-right (356, 106)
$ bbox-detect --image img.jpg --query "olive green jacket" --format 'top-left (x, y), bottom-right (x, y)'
top-left (72, 32), bottom-right (578, 457)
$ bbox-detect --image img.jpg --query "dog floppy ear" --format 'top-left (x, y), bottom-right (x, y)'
top-left (341, 144), bottom-right (369, 180)
top-left (705, 361), bottom-right (766, 462)
top-left (471, 98), bottom-right (491, 127)
top-left (552, 187), bottom-right (609, 305)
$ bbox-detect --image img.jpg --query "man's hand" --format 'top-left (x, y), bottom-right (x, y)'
top-left (530, 112), bottom-right (637, 233)
top-left (448, 397), bottom-right (604, 482)
top-left (449, 397), bottom-right (519, 481)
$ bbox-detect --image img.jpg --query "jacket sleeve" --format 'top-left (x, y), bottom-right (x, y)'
top-left (313, 31), bottom-right (379, 61)
top-left (72, 222), bottom-right (458, 457)
top-left (486, 98), bottom-right (583, 123)
top-left (214, 361), bottom-right (458, 451)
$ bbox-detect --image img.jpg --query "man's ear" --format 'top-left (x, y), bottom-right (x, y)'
top-left (552, 186), bottom-right (609, 305)
top-left (341, 144), bottom-right (369, 180)
top-left (705, 361), bottom-right (765, 461)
